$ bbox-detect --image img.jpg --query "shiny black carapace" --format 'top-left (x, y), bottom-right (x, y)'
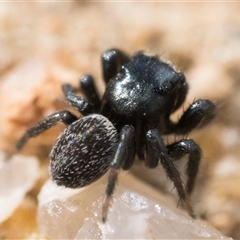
top-left (17, 49), bottom-right (215, 222)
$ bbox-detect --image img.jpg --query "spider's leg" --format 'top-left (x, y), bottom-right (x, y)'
top-left (146, 129), bottom-right (196, 218)
top-left (102, 125), bottom-right (135, 222)
top-left (80, 74), bottom-right (101, 112)
top-left (165, 99), bottom-right (215, 134)
top-left (145, 128), bottom-right (159, 168)
top-left (62, 84), bottom-right (93, 115)
top-left (102, 48), bottom-right (130, 84)
top-left (135, 119), bottom-right (146, 161)
top-left (167, 139), bottom-right (202, 195)
top-left (16, 110), bottom-right (78, 151)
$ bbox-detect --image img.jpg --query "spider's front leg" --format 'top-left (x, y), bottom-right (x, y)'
top-left (166, 99), bottom-right (216, 134)
top-left (102, 125), bottom-right (135, 222)
top-left (167, 139), bottom-right (202, 195)
top-left (146, 129), bottom-right (196, 218)
top-left (16, 110), bottom-right (78, 151)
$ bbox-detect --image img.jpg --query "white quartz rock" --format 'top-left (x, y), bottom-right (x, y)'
top-left (37, 173), bottom-right (231, 239)
top-left (0, 153), bottom-right (39, 222)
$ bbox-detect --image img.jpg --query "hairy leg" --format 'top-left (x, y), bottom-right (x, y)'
top-left (146, 129), bottom-right (196, 218)
top-left (167, 139), bottom-right (202, 195)
top-left (102, 125), bottom-right (134, 222)
top-left (16, 110), bottom-right (78, 150)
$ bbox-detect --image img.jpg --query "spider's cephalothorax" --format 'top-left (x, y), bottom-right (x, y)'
top-left (17, 49), bottom-right (216, 222)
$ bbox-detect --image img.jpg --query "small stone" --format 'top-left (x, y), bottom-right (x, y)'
top-left (37, 173), bottom-right (231, 239)
top-left (0, 152), bottom-right (39, 223)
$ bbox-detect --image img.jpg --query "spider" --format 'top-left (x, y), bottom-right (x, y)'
top-left (17, 49), bottom-right (215, 222)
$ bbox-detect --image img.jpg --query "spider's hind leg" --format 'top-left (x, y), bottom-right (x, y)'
top-left (16, 110), bottom-right (78, 151)
top-left (62, 83), bottom-right (93, 115)
top-left (102, 48), bottom-right (130, 84)
top-left (80, 74), bottom-right (101, 112)
top-left (63, 74), bottom-right (102, 114)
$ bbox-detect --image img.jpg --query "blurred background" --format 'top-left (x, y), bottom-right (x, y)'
top-left (0, 2), bottom-right (240, 239)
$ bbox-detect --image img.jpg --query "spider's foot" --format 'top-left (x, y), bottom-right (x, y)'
top-left (102, 196), bottom-right (111, 223)
top-left (182, 199), bottom-right (197, 219)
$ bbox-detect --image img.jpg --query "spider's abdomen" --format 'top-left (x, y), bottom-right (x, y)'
top-left (50, 114), bottom-right (118, 188)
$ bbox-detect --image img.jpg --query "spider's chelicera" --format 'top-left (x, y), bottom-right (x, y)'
top-left (17, 49), bottom-right (215, 222)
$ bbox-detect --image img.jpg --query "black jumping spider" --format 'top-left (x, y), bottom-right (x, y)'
top-left (17, 49), bottom-right (215, 222)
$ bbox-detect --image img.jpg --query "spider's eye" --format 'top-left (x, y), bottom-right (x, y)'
top-left (153, 72), bottom-right (185, 96)
top-left (153, 81), bottom-right (175, 96)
